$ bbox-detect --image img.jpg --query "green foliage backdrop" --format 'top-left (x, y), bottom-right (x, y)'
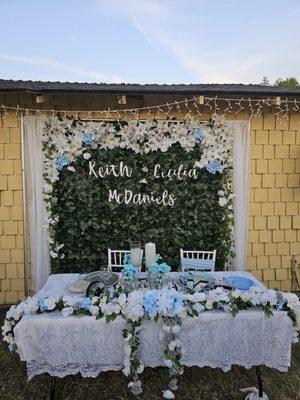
top-left (51, 143), bottom-right (232, 273)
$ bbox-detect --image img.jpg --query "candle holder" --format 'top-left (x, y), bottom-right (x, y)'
top-left (130, 242), bottom-right (143, 271)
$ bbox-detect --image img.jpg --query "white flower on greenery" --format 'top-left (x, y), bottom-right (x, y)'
top-left (163, 324), bottom-right (171, 333)
top-left (168, 340), bottom-right (179, 352)
top-left (218, 197), bottom-right (228, 207)
top-left (67, 166), bottom-right (75, 172)
top-left (163, 389), bottom-right (175, 399)
top-left (169, 379), bottom-right (178, 391)
top-left (49, 250), bottom-right (58, 259)
top-left (205, 300), bottom-right (213, 310)
top-left (124, 343), bottom-right (132, 357)
top-left (2, 320), bottom-right (12, 335)
top-left (61, 307), bottom-right (74, 318)
top-left (137, 362), bottom-right (145, 374)
top-left (117, 293), bottom-right (127, 307)
top-left (22, 298), bottom-right (39, 314)
top-left (44, 298), bottom-right (57, 311)
top-left (128, 380), bottom-right (142, 395)
top-left (83, 152), bottom-right (91, 160)
top-left (281, 292), bottom-right (300, 310)
top-left (172, 324), bottom-right (181, 334)
top-left (43, 184), bottom-right (53, 194)
top-left (88, 305), bottom-right (99, 316)
top-left (164, 358), bottom-right (173, 368)
top-left (6, 305), bottom-right (16, 320)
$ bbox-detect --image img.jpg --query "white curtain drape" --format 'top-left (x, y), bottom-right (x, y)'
top-left (24, 116), bottom-right (50, 292)
top-left (231, 120), bottom-right (251, 271)
top-left (23, 116), bottom-right (250, 291)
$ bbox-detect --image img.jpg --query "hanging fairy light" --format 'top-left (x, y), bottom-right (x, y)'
top-left (1, 95), bottom-right (300, 122)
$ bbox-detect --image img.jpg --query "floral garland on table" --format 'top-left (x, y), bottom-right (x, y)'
top-left (2, 286), bottom-right (299, 398)
top-left (42, 115), bottom-right (235, 265)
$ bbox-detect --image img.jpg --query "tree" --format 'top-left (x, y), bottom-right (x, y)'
top-left (260, 76), bottom-right (271, 86)
top-left (274, 77), bottom-right (300, 88)
top-left (260, 76), bottom-right (300, 88)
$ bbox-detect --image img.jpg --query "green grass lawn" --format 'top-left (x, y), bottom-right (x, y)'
top-left (1, 306), bottom-right (299, 400)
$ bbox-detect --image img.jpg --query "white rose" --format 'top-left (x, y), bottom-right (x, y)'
top-left (6, 305), bottom-right (16, 320)
top-left (218, 197), bottom-right (228, 207)
top-left (44, 298), bottom-right (56, 311)
top-left (122, 365), bottom-right (131, 376)
top-left (117, 293), bottom-right (127, 307)
top-left (49, 250), bottom-right (58, 259)
top-left (168, 340), bottom-right (177, 352)
top-left (164, 358), bottom-right (173, 368)
top-left (205, 300), bottom-right (213, 310)
top-left (67, 166), bottom-right (75, 172)
top-left (88, 305), bottom-right (99, 316)
top-left (43, 184), bottom-right (53, 194)
top-left (137, 362), bottom-right (144, 374)
top-left (83, 152), bottom-right (91, 160)
top-left (162, 390), bottom-right (175, 399)
top-left (61, 307), bottom-right (74, 318)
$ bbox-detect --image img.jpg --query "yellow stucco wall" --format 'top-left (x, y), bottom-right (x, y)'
top-left (0, 92), bottom-right (299, 303)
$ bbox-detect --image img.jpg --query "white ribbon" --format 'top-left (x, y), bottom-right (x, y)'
top-left (240, 387), bottom-right (269, 400)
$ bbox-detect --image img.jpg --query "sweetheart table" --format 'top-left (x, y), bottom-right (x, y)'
top-left (13, 272), bottom-right (298, 399)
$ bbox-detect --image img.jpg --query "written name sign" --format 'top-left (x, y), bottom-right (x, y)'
top-left (88, 161), bottom-right (199, 206)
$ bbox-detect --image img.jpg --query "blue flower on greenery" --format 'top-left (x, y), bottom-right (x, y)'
top-left (83, 133), bottom-right (96, 146)
top-left (276, 300), bottom-right (285, 310)
top-left (143, 293), bottom-right (158, 317)
top-left (168, 293), bottom-right (182, 310)
top-left (38, 298), bottom-right (47, 312)
top-left (195, 129), bottom-right (205, 141)
top-left (156, 254), bottom-right (162, 262)
top-left (56, 155), bottom-right (71, 171)
top-left (123, 253), bottom-right (132, 266)
top-left (122, 264), bottom-right (137, 277)
top-left (206, 159), bottom-right (221, 174)
top-left (8, 343), bottom-right (16, 352)
top-left (80, 297), bottom-right (92, 310)
top-left (150, 262), bottom-right (170, 275)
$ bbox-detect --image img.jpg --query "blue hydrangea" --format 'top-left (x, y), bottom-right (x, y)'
top-left (195, 129), bottom-right (205, 141)
top-left (143, 293), bottom-right (158, 317)
top-left (55, 155), bottom-right (71, 171)
top-left (122, 264), bottom-right (137, 277)
top-left (123, 253), bottom-right (132, 266)
top-left (83, 133), bottom-right (96, 146)
top-left (276, 300), bottom-right (285, 310)
top-left (149, 262), bottom-right (170, 275)
top-left (38, 298), bottom-right (47, 312)
top-left (155, 253), bottom-right (162, 262)
top-left (168, 292), bottom-right (183, 311)
top-left (206, 159), bottom-right (221, 174)
top-left (8, 343), bottom-right (16, 352)
top-left (80, 297), bottom-right (92, 310)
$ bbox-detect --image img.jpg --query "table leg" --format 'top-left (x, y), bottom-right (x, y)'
top-left (50, 376), bottom-right (56, 400)
top-left (255, 366), bottom-right (263, 398)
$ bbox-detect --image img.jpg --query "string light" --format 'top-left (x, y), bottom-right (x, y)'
top-left (1, 96), bottom-right (300, 122)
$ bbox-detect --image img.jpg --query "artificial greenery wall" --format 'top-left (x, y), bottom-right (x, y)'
top-left (51, 143), bottom-right (231, 273)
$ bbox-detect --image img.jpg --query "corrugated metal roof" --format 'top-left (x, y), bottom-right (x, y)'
top-left (0, 79), bottom-right (300, 96)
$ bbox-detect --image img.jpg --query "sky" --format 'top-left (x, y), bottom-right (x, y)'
top-left (0, 0), bottom-right (299, 85)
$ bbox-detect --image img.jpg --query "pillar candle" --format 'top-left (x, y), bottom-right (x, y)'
top-left (145, 242), bottom-right (156, 270)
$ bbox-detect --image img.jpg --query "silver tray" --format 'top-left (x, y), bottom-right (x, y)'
top-left (84, 271), bottom-right (119, 287)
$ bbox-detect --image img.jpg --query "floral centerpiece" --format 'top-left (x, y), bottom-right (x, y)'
top-left (148, 254), bottom-right (171, 289)
top-left (2, 285), bottom-right (300, 399)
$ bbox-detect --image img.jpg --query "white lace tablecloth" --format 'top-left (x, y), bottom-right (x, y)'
top-left (14, 272), bottom-right (297, 379)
